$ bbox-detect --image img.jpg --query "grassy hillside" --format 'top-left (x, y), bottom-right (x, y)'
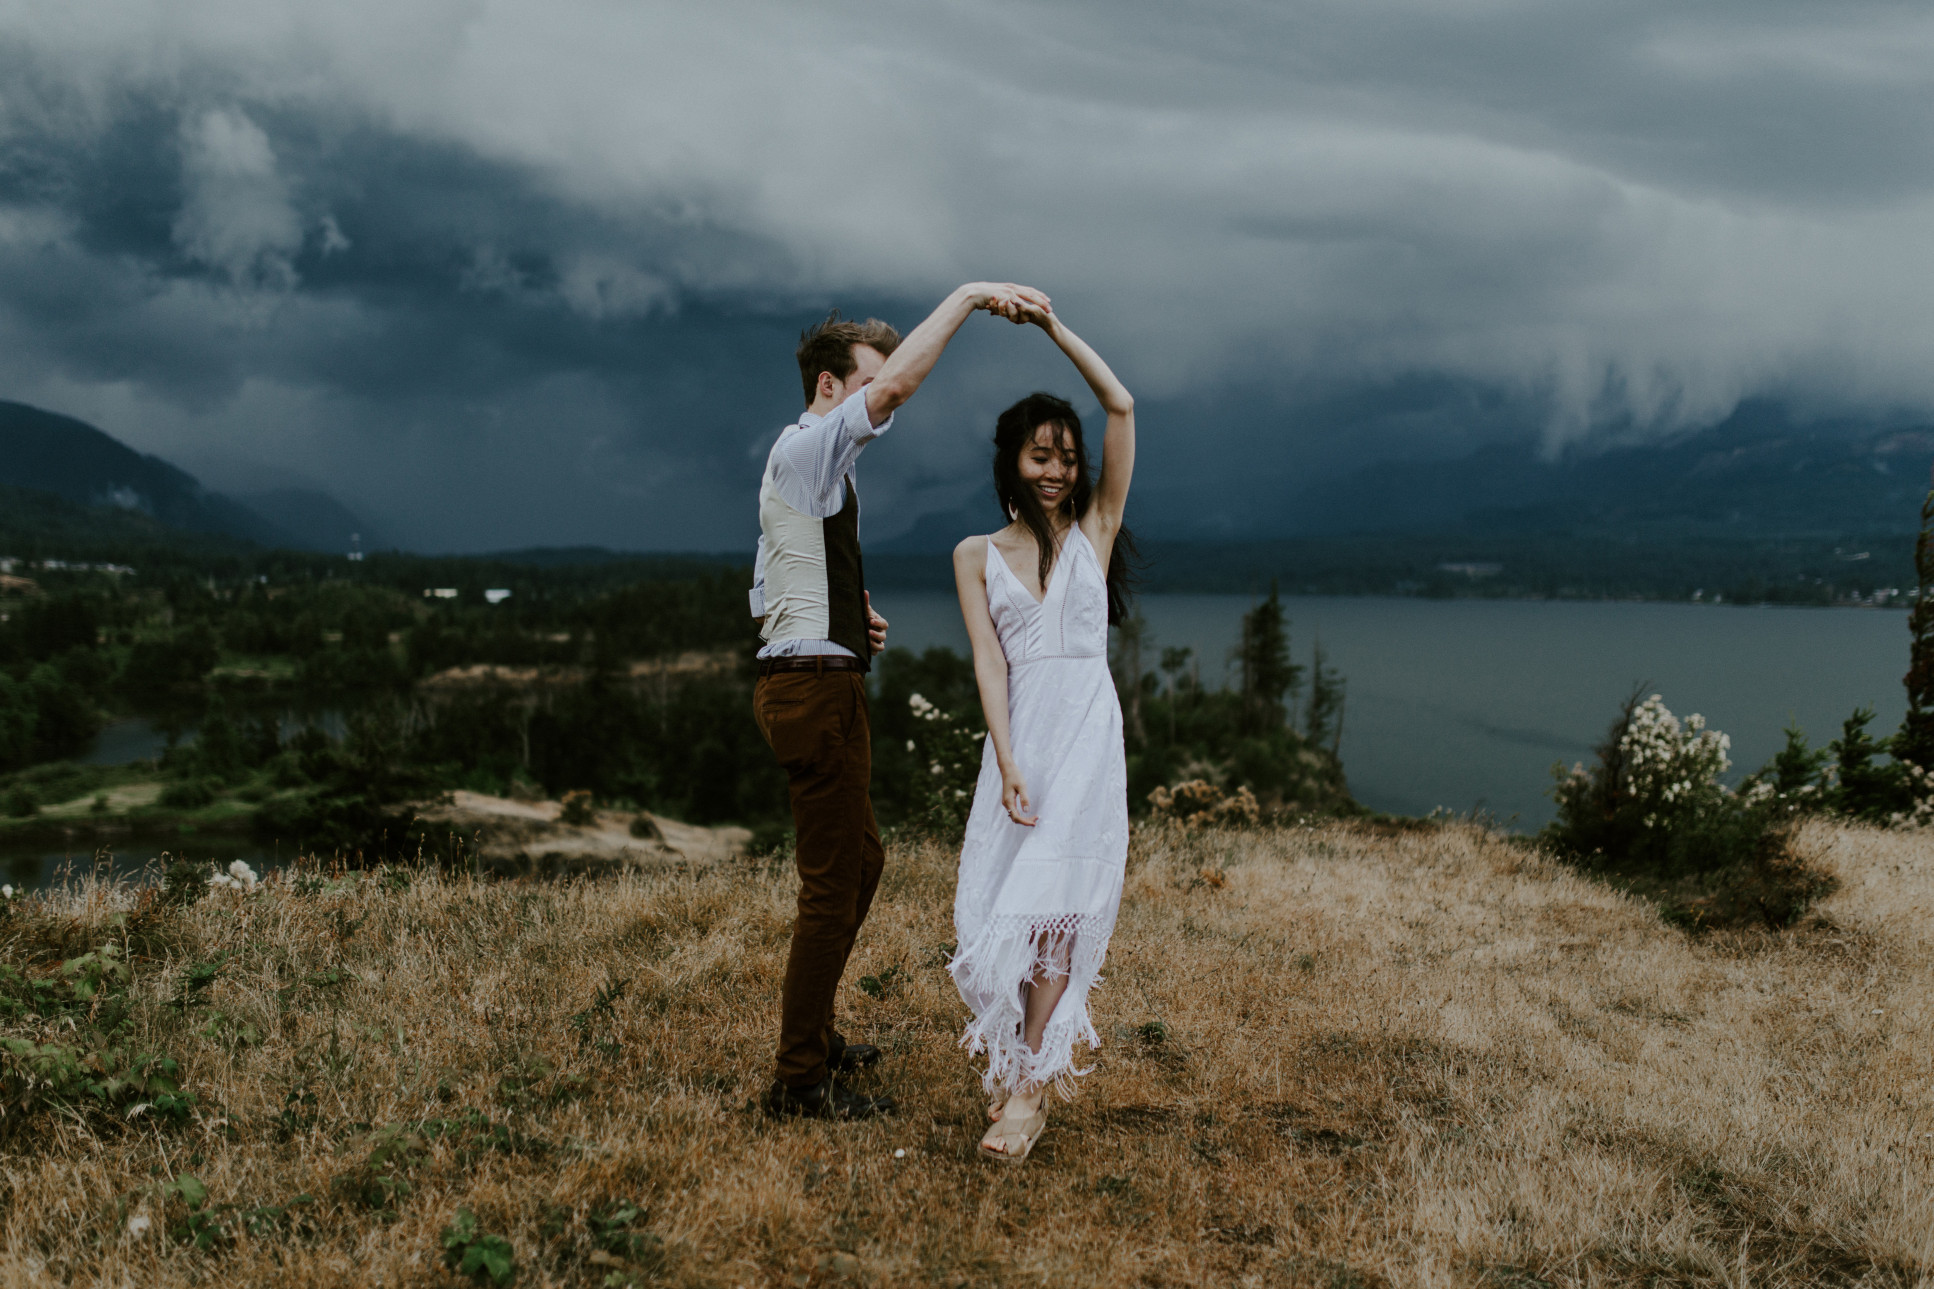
top-left (2, 820), bottom-right (1928, 1286)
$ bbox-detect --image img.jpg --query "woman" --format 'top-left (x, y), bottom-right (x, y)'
top-left (949, 302), bottom-right (1135, 1162)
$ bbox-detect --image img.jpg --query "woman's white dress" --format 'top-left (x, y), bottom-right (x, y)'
top-left (950, 524), bottom-right (1129, 1093)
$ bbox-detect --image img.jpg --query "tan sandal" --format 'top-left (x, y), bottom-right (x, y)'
top-left (978, 1104), bottom-right (1047, 1163)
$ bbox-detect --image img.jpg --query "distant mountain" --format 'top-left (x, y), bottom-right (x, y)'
top-left (232, 488), bottom-right (381, 555)
top-left (1285, 402), bottom-right (1934, 539)
top-left (876, 489), bottom-right (1001, 555)
top-left (0, 400), bottom-right (378, 553)
top-left (0, 483), bottom-right (263, 565)
top-left (478, 546), bottom-right (735, 571)
top-left (875, 403), bottom-right (1934, 553)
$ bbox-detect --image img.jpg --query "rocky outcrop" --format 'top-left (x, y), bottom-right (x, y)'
top-left (413, 790), bottom-right (751, 879)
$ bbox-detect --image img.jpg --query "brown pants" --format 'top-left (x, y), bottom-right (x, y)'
top-left (753, 670), bottom-right (885, 1088)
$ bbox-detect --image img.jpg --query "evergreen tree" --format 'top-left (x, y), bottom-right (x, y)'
top-left (1829, 707), bottom-right (1908, 823)
top-left (1237, 583), bottom-right (1301, 735)
top-left (195, 693), bottom-right (244, 778)
top-left (1159, 646), bottom-right (1193, 744)
top-left (1303, 637), bottom-right (1346, 755)
top-left (1900, 473), bottom-right (1934, 769)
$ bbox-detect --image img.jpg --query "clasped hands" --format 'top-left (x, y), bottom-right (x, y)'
top-left (970, 282), bottom-right (1055, 328)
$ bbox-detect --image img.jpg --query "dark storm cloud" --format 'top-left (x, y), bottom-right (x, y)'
top-left (0, 2), bottom-right (1930, 550)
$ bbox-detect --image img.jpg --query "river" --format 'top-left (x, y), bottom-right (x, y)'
top-left (8, 596), bottom-right (1906, 889)
top-left (867, 592), bottom-right (1912, 828)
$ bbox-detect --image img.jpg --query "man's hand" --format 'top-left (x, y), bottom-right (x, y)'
top-left (968, 282), bottom-right (1052, 324)
top-left (865, 283), bottom-right (1055, 424)
top-left (866, 591), bottom-right (888, 656)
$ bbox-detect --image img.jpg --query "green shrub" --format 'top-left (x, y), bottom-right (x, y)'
top-left (130, 1174), bottom-right (316, 1251)
top-left (586, 1201), bottom-right (663, 1279)
top-left (441, 1207), bottom-right (516, 1285)
top-left (161, 857), bottom-right (208, 906)
top-left (158, 778), bottom-right (218, 810)
top-left (2, 783), bottom-right (36, 817)
top-left (1825, 707), bottom-right (1912, 822)
top-left (559, 789), bottom-right (596, 826)
top-left (120, 625), bottom-right (219, 696)
top-left (268, 752), bottom-right (308, 789)
top-left (332, 1125), bottom-right (429, 1214)
top-left (1112, 594), bottom-right (1357, 819)
top-left (250, 706), bottom-right (442, 860)
top-left (903, 692), bottom-right (983, 838)
top-left (1545, 692), bottom-right (1835, 929)
top-left (0, 943), bottom-right (198, 1132)
top-left (0, 1031), bottom-right (194, 1127)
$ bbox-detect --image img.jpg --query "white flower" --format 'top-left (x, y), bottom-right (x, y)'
top-left (126, 1213), bottom-right (152, 1238)
top-left (0, 884), bottom-right (13, 899)
top-left (208, 859), bottom-right (260, 892)
top-left (908, 694), bottom-right (934, 716)
top-left (906, 740), bottom-right (916, 752)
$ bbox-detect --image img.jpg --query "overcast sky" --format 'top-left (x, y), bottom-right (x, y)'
top-left (2, 1), bottom-right (1932, 550)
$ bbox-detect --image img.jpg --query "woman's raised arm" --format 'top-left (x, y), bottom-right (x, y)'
top-left (1029, 308), bottom-right (1134, 542)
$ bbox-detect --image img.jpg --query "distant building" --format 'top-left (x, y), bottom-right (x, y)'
top-left (348, 532), bottom-right (364, 562)
top-left (1437, 562), bottom-right (1502, 579)
top-left (484, 589), bottom-right (512, 604)
top-left (425, 588), bottom-right (459, 599)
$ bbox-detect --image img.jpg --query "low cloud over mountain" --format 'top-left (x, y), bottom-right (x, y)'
top-left (2, 2), bottom-right (1932, 552)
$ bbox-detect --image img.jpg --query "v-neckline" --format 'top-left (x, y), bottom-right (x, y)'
top-left (992, 526), bottom-right (1078, 608)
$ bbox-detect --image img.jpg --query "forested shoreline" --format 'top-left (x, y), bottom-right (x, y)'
top-left (0, 533), bottom-right (1355, 868)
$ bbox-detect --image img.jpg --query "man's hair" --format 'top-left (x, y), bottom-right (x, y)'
top-left (796, 311), bottom-right (901, 404)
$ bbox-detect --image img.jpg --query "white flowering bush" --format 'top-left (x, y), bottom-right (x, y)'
top-left (206, 860), bottom-right (261, 893)
top-left (1887, 761), bottom-right (1934, 828)
top-left (1617, 695), bottom-right (1732, 828)
top-left (1547, 692), bottom-right (1835, 928)
top-left (905, 693), bottom-right (984, 838)
top-left (1551, 694), bottom-right (1743, 852)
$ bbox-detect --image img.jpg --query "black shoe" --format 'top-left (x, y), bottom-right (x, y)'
top-left (828, 1041), bottom-right (882, 1074)
top-left (764, 1076), bottom-right (895, 1120)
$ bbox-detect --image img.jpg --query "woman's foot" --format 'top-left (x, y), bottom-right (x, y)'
top-left (978, 1089), bottom-right (1048, 1161)
top-left (987, 1095), bottom-right (1006, 1123)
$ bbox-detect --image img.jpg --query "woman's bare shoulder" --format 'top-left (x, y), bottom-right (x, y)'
top-left (953, 534), bottom-right (989, 572)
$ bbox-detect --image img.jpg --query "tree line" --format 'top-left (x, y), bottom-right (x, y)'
top-left (1, 545), bottom-right (1357, 854)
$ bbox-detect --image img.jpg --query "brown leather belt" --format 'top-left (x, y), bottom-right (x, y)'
top-left (757, 655), bottom-right (867, 676)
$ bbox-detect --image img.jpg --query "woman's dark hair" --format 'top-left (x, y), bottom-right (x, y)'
top-left (992, 392), bottom-right (1137, 624)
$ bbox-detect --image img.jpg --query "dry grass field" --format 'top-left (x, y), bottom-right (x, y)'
top-left (2, 818), bottom-right (1931, 1288)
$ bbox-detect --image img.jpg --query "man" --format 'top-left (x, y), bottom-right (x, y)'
top-left (751, 281), bottom-right (1051, 1119)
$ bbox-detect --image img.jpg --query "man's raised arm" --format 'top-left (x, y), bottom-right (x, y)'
top-left (863, 282), bottom-right (1051, 427)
